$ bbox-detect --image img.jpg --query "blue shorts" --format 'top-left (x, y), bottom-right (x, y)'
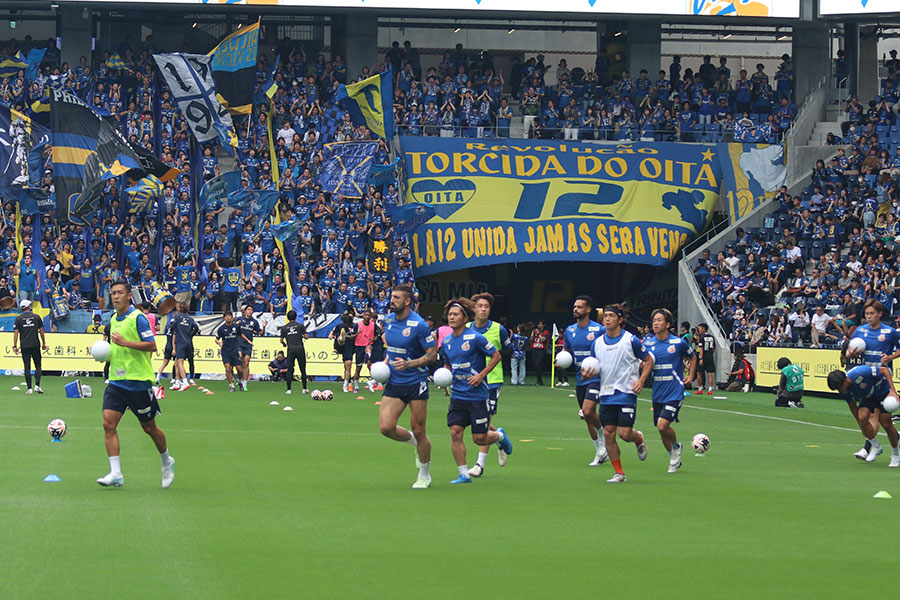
top-left (354, 346), bottom-right (369, 365)
top-left (447, 398), bottom-right (491, 434)
top-left (340, 345), bottom-right (354, 362)
top-left (175, 343), bottom-right (193, 360)
top-left (859, 397), bottom-right (886, 412)
top-left (103, 384), bottom-right (160, 423)
top-left (238, 343), bottom-right (253, 359)
top-left (652, 401), bottom-right (682, 425)
top-left (598, 403), bottom-right (637, 428)
top-left (221, 349), bottom-right (240, 366)
top-left (164, 340), bottom-right (173, 361)
top-left (487, 386), bottom-right (501, 415)
top-left (383, 381), bottom-right (429, 404)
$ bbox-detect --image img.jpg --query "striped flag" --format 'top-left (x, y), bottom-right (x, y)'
top-left (0, 55), bottom-right (28, 78)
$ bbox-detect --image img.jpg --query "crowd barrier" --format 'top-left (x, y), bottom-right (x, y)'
top-left (756, 347), bottom-right (900, 393)
top-left (0, 333), bottom-right (347, 378)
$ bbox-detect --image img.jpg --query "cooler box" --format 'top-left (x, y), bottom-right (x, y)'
top-left (64, 380), bottom-right (84, 398)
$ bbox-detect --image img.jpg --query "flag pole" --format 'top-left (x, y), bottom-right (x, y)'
top-left (550, 323), bottom-right (558, 389)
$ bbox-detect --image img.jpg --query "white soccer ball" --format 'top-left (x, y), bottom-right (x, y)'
top-left (90, 340), bottom-right (111, 362)
top-left (311, 389), bottom-right (323, 401)
top-left (555, 350), bottom-right (573, 369)
top-left (371, 361), bottom-right (390, 383)
top-left (434, 367), bottom-right (453, 388)
top-left (691, 433), bottom-right (711, 454)
top-left (322, 389), bottom-right (333, 402)
top-left (883, 395), bottom-right (900, 413)
top-left (47, 419), bottom-right (67, 439)
top-left (580, 356), bottom-right (600, 376)
top-left (847, 337), bottom-right (867, 355)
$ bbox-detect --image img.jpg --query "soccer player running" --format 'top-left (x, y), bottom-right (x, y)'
top-left (379, 284), bottom-right (438, 489)
top-left (467, 292), bottom-right (512, 477)
top-left (215, 310), bottom-right (241, 391)
top-left (97, 280), bottom-right (174, 488)
top-left (170, 302), bottom-right (199, 391)
top-left (352, 309), bottom-right (377, 393)
top-left (441, 297), bottom-right (513, 484)
top-left (695, 323), bottom-right (716, 394)
top-left (644, 308), bottom-right (696, 473)
top-left (582, 304), bottom-right (654, 483)
top-left (844, 299), bottom-right (900, 460)
top-left (563, 295), bottom-right (608, 466)
top-left (236, 304), bottom-right (262, 391)
top-left (280, 309), bottom-right (309, 395)
top-left (827, 363), bottom-right (900, 467)
top-left (13, 299), bottom-right (48, 394)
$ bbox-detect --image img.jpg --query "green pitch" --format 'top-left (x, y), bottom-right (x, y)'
top-left (2, 376), bottom-right (896, 598)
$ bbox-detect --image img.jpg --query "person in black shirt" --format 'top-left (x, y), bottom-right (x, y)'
top-left (171, 302), bottom-right (199, 391)
top-left (13, 300), bottom-right (48, 394)
top-left (330, 313), bottom-right (358, 393)
top-left (215, 310), bottom-right (241, 392)
top-left (280, 310), bottom-right (309, 395)
top-left (696, 323), bottom-right (717, 395)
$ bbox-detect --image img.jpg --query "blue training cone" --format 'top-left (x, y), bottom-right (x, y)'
top-left (43, 474), bottom-right (61, 482)
top-left (51, 438), bottom-right (62, 443)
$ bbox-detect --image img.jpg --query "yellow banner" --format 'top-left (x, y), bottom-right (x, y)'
top-left (0, 333), bottom-right (345, 377)
top-left (757, 347), bottom-right (900, 393)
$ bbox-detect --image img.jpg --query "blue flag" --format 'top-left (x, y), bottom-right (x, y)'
top-left (318, 141), bottom-right (378, 198)
top-left (19, 48), bottom-right (46, 82)
top-left (125, 174), bottom-right (164, 215)
top-left (335, 69), bottom-right (394, 140)
top-left (387, 203), bottom-right (437, 235)
top-left (272, 215), bottom-right (304, 243)
top-left (367, 157), bottom-right (400, 187)
top-left (227, 189), bottom-right (281, 230)
top-left (18, 188), bottom-right (41, 216)
top-left (198, 169), bottom-right (242, 213)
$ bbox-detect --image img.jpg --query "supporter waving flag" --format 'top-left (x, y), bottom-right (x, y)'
top-left (209, 20), bottom-right (260, 115)
top-left (335, 69), bottom-right (394, 140)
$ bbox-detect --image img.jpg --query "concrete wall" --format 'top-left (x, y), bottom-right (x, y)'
top-left (59, 5), bottom-right (92, 69)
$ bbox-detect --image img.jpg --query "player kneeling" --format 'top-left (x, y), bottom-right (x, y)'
top-left (827, 365), bottom-right (900, 467)
top-left (441, 298), bottom-right (513, 484)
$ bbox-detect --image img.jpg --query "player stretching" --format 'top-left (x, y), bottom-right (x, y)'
top-left (280, 310), bottom-right (309, 395)
top-left (563, 295), bottom-right (608, 466)
top-left (215, 310), bottom-right (241, 391)
top-left (441, 297), bottom-right (513, 484)
top-left (827, 364), bottom-right (900, 467)
top-left (644, 308), bottom-right (696, 473)
top-left (97, 281), bottom-right (174, 488)
top-left (236, 304), bottom-right (261, 391)
top-left (845, 299), bottom-right (900, 460)
top-left (379, 284), bottom-right (438, 489)
top-left (170, 302), bottom-right (199, 391)
top-left (467, 292), bottom-right (512, 478)
top-left (582, 304), bottom-right (654, 483)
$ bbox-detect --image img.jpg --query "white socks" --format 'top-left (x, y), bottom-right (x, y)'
top-left (160, 450), bottom-right (170, 466)
top-left (418, 461), bottom-right (430, 479)
top-left (109, 455), bottom-right (121, 476)
top-left (476, 452), bottom-right (488, 468)
top-left (593, 437), bottom-right (606, 452)
top-left (457, 465), bottom-right (468, 477)
top-left (407, 431), bottom-right (418, 447)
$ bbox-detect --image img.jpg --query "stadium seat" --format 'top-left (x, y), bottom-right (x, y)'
top-left (809, 240), bottom-right (824, 260)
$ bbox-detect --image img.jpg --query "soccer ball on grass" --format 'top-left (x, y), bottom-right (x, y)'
top-left (48, 419), bottom-right (67, 439)
top-left (691, 433), bottom-right (710, 454)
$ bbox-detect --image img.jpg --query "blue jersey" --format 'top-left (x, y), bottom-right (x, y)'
top-left (511, 333), bottom-right (528, 359)
top-left (442, 330), bottom-right (496, 402)
top-left (851, 323), bottom-right (900, 367)
top-left (645, 334), bottom-right (694, 404)
top-left (843, 365), bottom-right (890, 402)
top-left (383, 309), bottom-right (436, 385)
top-left (236, 315), bottom-right (261, 345)
top-left (170, 313), bottom-right (199, 348)
top-left (563, 320), bottom-right (606, 386)
top-left (216, 323), bottom-right (240, 353)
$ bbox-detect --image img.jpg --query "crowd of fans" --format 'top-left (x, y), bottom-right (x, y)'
top-left (696, 54), bottom-right (900, 351)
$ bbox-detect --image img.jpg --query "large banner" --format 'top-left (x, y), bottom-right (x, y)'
top-left (757, 347), bottom-right (900, 394)
top-left (209, 21), bottom-right (259, 115)
top-left (398, 137), bottom-right (719, 276)
top-left (0, 333), bottom-right (345, 378)
top-left (820, 0), bottom-right (899, 15)
top-left (718, 143), bottom-right (786, 224)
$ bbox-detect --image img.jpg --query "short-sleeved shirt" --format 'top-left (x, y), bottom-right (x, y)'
top-left (441, 330), bottom-right (496, 402)
top-left (216, 322), bottom-right (240, 354)
top-left (645, 334), bottom-right (694, 404)
top-left (563, 320), bottom-right (606, 386)
top-left (383, 309), bottom-right (436, 386)
top-left (236, 315), bottom-right (261, 345)
top-left (842, 365), bottom-right (890, 402)
top-left (170, 313), bottom-right (199, 348)
top-left (280, 321), bottom-right (307, 351)
top-left (699, 333), bottom-right (716, 358)
top-left (851, 322), bottom-right (900, 368)
top-left (14, 312), bottom-right (42, 349)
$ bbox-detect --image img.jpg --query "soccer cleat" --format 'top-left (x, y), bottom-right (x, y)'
top-left (229, 385), bottom-right (235, 392)
top-left (353, 381), bottom-right (359, 393)
top-left (161, 457), bottom-right (175, 489)
top-left (34, 386), bottom-right (43, 394)
top-left (866, 445), bottom-right (883, 463)
top-left (285, 389), bottom-right (292, 395)
top-left (97, 473), bottom-right (124, 487)
top-left (498, 447), bottom-right (508, 466)
top-left (169, 381), bottom-right (180, 390)
top-left (695, 390), bottom-right (704, 395)
top-left (706, 390), bottom-right (713, 395)
top-left (468, 464), bottom-right (484, 478)
top-left (890, 454), bottom-right (900, 468)
top-left (854, 447), bottom-right (869, 460)
top-left (105, 379), bottom-right (110, 384)
top-left (606, 473), bottom-right (627, 483)
top-left (178, 383), bottom-right (190, 391)
top-left (25, 388), bottom-right (32, 395)
top-left (589, 451), bottom-right (609, 466)
top-left (302, 389), bottom-right (310, 394)
top-left (636, 431), bottom-right (648, 461)
top-left (189, 379), bottom-right (196, 386)
top-left (342, 382), bottom-right (348, 393)
top-left (412, 477), bottom-right (432, 489)
top-left (450, 473), bottom-right (472, 484)
top-left (669, 443), bottom-right (683, 474)
top-left (496, 427), bottom-right (513, 455)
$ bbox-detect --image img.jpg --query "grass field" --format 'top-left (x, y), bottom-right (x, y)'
top-left (2, 375), bottom-right (898, 598)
